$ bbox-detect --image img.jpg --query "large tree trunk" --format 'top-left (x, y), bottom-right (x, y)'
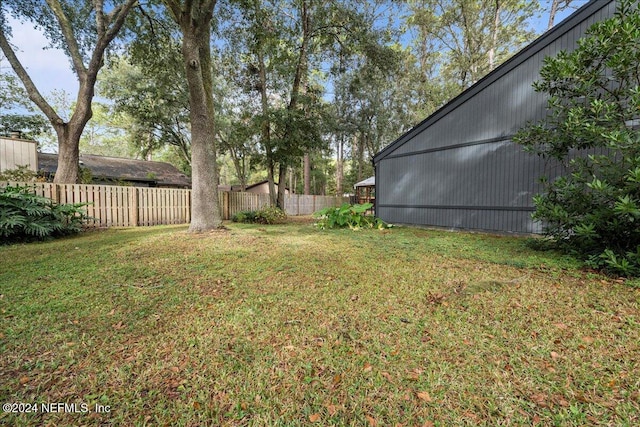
top-left (53, 125), bottom-right (81, 183)
top-left (185, 35), bottom-right (222, 232)
top-left (170, 0), bottom-right (222, 232)
top-left (53, 81), bottom-right (94, 183)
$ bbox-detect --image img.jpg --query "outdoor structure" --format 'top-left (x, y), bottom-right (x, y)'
top-left (218, 180), bottom-right (290, 194)
top-left (353, 176), bottom-right (375, 206)
top-left (373, 0), bottom-right (616, 234)
top-left (38, 153), bottom-right (191, 188)
top-left (0, 135), bottom-right (37, 173)
top-left (244, 180), bottom-right (290, 195)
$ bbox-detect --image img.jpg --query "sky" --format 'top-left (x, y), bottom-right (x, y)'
top-left (2, 1), bottom-right (589, 105)
top-left (2, 16), bottom-right (80, 97)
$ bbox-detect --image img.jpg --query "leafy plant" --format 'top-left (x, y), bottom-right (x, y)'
top-left (314, 203), bottom-right (389, 230)
top-left (514, 0), bottom-right (640, 277)
top-left (231, 210), bottom-right (257, 224)
top-left (231, 206), bottom-right (286, 224)
top-left (0, 165), bottom-right (38, 182)
top-left (0, 185), bottom-right (88, 243)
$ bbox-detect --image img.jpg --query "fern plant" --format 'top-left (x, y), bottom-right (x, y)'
top-left (0, 185), bottom-right (88, 243)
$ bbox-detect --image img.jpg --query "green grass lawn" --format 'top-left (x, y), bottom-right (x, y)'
top-left (1, 220), bottom-right (638, 426)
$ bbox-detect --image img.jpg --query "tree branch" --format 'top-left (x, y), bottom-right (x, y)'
top-left (163, 0), bottom-right (184, 24)
top-left (94, 0), bottom-right (106, 36)
top-left (0, 29), bottom-right (63, 125)
top-left (45, 0), bottom-right (87, 76)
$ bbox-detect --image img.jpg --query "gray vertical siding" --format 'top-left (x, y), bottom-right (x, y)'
top-left (374, 0), bottom-right (617, 234)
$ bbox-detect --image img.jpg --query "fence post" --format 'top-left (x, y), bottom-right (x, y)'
top-left (129, 188), bottom-right (139, 226)
top-left (53, 184), bottom-right (61, 204)
top-left (223, 191), bottom-right (230, 220)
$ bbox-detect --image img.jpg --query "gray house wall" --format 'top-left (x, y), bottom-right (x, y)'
top-left (373, 0), bottom-right (616, 234)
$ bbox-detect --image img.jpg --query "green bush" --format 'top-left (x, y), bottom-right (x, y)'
top-left (231, 206), bottom-right (286, 224)
top-left (0, 185), bottom-right (88, 243)
top-left (0, 165), bottom-right (38, 182)
top-left (514, 0), bottom-right (640, 277)
top-left (231, 210), bottom-right (257, 223)
top-left (313, 203), bottom-right (389, 230)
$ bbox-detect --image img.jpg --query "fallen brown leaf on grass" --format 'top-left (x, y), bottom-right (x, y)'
top-left (530, 393), bottom-right (548, 408)
top-left (325, 404), bottom-right (338, 416)
top-left (309, 413), bottom-right (321, 422)
top-left (331, 373), bottom-right (342, 387)
top-left (416, 391), bottom-right (433, 402)
top-left (112, 321), bottom-right (125, 330)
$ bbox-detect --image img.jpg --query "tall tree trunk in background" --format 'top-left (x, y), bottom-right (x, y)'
top-left (277, 0), bottom-right (310, 209)
top-left (548, 0), bottom-right (573, 30)
top-left (257, 51), bottom-right (277, 206)
top-left (357, 133), bottom-right (365, 181)
top-left (548, 0), bottom-right (558, 29)
top-left (336, 137), bottom-right (344, 196)
top-left (165, 0), bottom-right (222, 231)
top-left (488, 0), bottom-right (500, 70)
top-left (303, 153), bottom-right (311, 194)
top-left (277, 164), bottom-right (287, 211)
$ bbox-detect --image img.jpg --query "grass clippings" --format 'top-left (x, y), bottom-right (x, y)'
top-left (0, 221), bottom-right (638, 426)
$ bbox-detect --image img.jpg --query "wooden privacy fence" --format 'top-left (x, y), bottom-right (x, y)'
top-left (220, 191), bottom-right (348, 219)
top-left (3, 182), bottom-right (348, 227)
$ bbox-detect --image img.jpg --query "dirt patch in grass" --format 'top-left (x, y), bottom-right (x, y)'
top-left (1, 224), bottom-right (638, 426)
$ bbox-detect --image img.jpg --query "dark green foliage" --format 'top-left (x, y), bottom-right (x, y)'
top-left (314, 203), bottom-right (389, 230)
top-left (231, 210), bottom-right (257, 224)
top-left (0, 185), bottom-right (88, 243)
top-left (514, 0), bottom-right (640, 277)
top-left (231, 206), bottom-right (286, 225)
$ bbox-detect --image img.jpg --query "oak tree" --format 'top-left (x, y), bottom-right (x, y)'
top-left (0, 0), bottom-right (137, 182)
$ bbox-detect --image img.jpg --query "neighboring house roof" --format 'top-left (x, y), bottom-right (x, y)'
top-left (218, 184), bottom-right (246, 192)
top-left (38, 153), bottom-right (191, 188)
top-left (354, 176), bottom-right (375, 189)
top-left (245, 180), bottom-right (270, 192)
top-left (244, 180), bottom-right (289, 193)
top-left (373, 0), bottom-right (611, 164)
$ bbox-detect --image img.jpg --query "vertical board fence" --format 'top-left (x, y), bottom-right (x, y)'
top-left (2, 182), bottom-right (348, 227)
